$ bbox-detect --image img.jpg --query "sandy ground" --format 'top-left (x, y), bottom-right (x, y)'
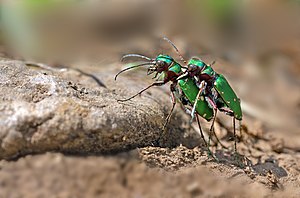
top-left (0, 120), bottom-right (299, 198)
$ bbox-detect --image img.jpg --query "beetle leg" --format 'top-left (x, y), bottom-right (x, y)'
top-left (118, 81), bottom-right (165, 102)
top-left (191, 110), bottom-right (214, 158)
top-left (218, 106), bottom-right (241, 151)
top-left (208, 109), bottom-right (216, 149)
top-left (190, 89), bottom-right (202, 123)
top-left (196, 113), bottom-right (218, 160)
top-left (190, 81), bottom-right (207, 122)
top-left (195, 113), bottom-right (213, 155)
top-left (205, 95), bottom-right (217, 111)
top-left (152, 72), bottom-right (159, 79)
top-left (208, 112), bottom-right (228, 150)
top-left (176, 72), bottom-right (189, 81)
top-left (233, 117), bottom-right (237, 153)
top-left (204, 96), bottom-right (228, 149)
top-left (219, 107), bottom-right (234, 116)
top-left (204, 96), bottom-right (217, 145)
top-left (162, 83), bottom-right (177, 130)
top-left (239, 120), bottom-right (243, 141)
top-left (195, 113), bottom-right (206, 146)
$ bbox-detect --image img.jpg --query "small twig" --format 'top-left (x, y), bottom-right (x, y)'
top-left (25, 61), bottom-right (106, 88)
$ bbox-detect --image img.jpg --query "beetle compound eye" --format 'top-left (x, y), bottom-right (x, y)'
top-left (157, 61), bottom-right (166, 68)
top-left (188, 64), bottom-right (197, 72)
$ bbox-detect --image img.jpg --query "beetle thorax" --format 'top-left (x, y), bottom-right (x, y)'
top-left (188, 65), bottom-right (202, 77)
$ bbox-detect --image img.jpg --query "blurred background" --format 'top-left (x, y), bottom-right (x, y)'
top-left (1, 0), bottom-right (299, 135)
top-left (0, 0), bottom-right (300, 196)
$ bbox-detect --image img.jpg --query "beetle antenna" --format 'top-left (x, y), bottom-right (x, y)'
top-left (163, 37), bottom-right (187, 64)
top-left (209, 60), bottom-right (216, 66)
top-left (121, 54), bottom-right (152, 62)
top-left (115, 62), bottom-right (154, 80)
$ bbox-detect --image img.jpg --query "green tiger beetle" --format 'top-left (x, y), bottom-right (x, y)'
top-left (177, 56), bottom-right (243, 153)
top-left (115, 37), bottom-right (242, 156)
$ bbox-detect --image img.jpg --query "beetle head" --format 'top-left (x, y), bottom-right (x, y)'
top-left (187, 58), bottom-right (207, 76)
top-left (154, 54), bottom-right (174, 72)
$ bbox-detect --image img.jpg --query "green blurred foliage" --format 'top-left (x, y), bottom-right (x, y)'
top-left (20, 0), bottom-right (76, 15)
top-left (187, 0), bottom-right (238, 24)
top-left (1, 0), bottom-right (79, 57)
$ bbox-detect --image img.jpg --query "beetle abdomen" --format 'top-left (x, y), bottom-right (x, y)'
top-left (214, 74), bottom-right (242, 120)
top-left (179, 78), bottom-right (214, 121)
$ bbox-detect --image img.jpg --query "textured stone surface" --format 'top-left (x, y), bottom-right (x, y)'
top-left (0, 59), bottom-right (171, 159)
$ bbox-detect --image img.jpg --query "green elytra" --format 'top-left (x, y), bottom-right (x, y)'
top-left (187, 58), bottom-right (242, 120)
top-left (214, 74), bottom-right (242, 120)
top-left (155, 55), bottom-right (214, 121)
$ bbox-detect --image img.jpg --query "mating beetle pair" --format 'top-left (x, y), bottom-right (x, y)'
top-left (115, 37), bottom-right (242, 155)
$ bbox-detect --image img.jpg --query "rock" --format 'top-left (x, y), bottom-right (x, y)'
top-left (0, 59), bottom-right (175, 160)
